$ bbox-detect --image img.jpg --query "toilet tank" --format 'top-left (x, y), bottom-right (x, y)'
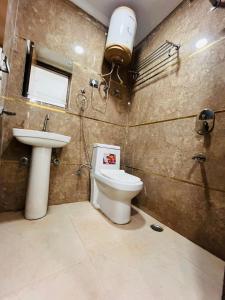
top-left (91, 143), bottom-right (120, 172)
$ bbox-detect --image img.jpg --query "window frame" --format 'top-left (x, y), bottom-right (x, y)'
top-left (33, 61), bottom-right (72, 109)
top-left (22, 41), bottom-right (72, 109)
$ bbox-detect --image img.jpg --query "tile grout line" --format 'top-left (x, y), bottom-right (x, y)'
top-left (129, 108), bottom-right (225, 127)
top-left (1, 251), bottom-right (85, 299)
top-left (1, 96), bottom-right (125, 128)
top-left (67, 212), bottom-right (105, 295)
top-left (0, 160), bottom-right (84, 166)
top-left (0, 208), bottom-right (101, 299)
top-left (126, 165), bottom-right (225, 194)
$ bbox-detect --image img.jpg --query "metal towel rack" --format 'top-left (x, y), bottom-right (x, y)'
top-left (130, 40), bottom-right (180, 90)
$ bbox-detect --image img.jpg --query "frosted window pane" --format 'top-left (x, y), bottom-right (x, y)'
top-left (28, 65), bottom-right (68, 107)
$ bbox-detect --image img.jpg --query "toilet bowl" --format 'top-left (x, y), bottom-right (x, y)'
top-left (90, 144), bottom-right (143, 224)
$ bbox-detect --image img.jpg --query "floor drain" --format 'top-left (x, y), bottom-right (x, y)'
top-left (150, 224), bottom-right (164, 232)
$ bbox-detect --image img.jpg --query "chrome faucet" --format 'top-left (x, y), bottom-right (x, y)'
top-left (42, 114), bottom-right (50, 132)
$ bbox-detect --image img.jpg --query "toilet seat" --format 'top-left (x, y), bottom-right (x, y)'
top-left (100, 169), bottom-right (141, 184)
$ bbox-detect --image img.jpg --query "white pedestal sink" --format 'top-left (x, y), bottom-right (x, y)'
top-left (13, 128), bottom-right (71, 220)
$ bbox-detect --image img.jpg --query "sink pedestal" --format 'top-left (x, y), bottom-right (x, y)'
top-left (13, 128), bottom-right (71, 220)
top-left (25, 147), bottom-right (52, 220)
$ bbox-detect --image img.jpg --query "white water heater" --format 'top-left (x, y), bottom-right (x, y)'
top-left (105, 6), bottom-right (137, 65)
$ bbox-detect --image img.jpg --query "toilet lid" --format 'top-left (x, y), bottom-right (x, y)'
top-left (100, 169), bottom-right (141, 183)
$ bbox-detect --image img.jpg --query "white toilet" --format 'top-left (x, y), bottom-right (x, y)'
top-left (90, 143), bottom-right (143, 224)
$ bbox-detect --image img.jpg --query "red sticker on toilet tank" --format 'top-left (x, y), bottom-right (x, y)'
top-left (103, 153), bottom-right (116, 164)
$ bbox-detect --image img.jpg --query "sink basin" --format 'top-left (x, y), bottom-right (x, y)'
top-left (13, 128), bottom-right (71, 220)
top-left (13, 128), bottom-right (70, 148)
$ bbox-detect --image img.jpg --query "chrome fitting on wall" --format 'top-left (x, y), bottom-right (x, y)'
top-left (89, 79), bottom-right (99, 88)
top-left (20, 156), bottom-right (29, 166)
top-left (195, 108), bottom-right (215, 135)
top-left (51, 149), bottom-right (60, 166)
top-left (52, 158), bottom-right (60, 166)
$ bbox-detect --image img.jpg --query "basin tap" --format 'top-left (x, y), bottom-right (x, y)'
top-left (42, 114), bottom-right (50, 132)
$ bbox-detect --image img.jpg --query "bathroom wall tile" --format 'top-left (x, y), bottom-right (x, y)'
top-left (127, 112), bottom-right (225, 192)
top-left (1, 100), bottom-right (80, 164)
top-left (81, 118), bottom-right (127, 166)
top-left (3, 0), bottom-right (129, 126)
top-left (0, 0), bottom-right (129, 212)
top-left (136, 0), bottom-right (225, 61)
top-left (129, 0), bottom-right (225, 126)
top-left (15, 0), bottom-right (105, 73)
top-left (0, 160), bottom-right (90, 212)
top-left (5, 37), bottom-right (27, 98)
top-left (2, 98), bottom-right (126, 165)
top-left (2, 0), bottom-right (18, 56)
top-left (127, 0), bottom-right (225, 261)
top-left (68, 63), bottom-right (129, 126)
top-left (52, 0), bottom-right (105, 72)
top-left (3, 0), bottom-right (128, 125)
top-left (129, 40), bottom-right (225, 125)
top-left (0, 0), bottom-right (19, 97)
top-left (131, 169), bottom-right (225, 260)
top-left (0, 161), bottom-right (28, 212)
top-left (1, 101), bottom-right (44, 162)
top-left (49, 164), bottom-right (89, 205)
top-left (0, 98), bottom-right (126, 210)
top-left (15, 0), bottom-right (56, 45)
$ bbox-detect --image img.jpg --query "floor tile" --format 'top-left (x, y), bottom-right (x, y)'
top-left (0, 211), bottom-right (87, 298)
top-left (4, 260), bottom-right (101, 300)
top-left (0, 201), bottom-right (224, 300)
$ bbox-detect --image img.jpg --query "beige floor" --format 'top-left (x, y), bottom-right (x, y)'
top-left (0, 202), bottom-right (224, 300)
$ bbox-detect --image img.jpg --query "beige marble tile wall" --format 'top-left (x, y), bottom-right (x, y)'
top-left (0, 0), bottom-right (128, 211)
top-left (127, 0), bottom-right (225, 260)
top-left (0, 0), bottom-right (19, 98)
top-left (0, 0), bottom-right (19, 153)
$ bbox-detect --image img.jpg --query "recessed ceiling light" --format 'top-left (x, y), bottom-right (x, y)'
top-left (195, 38), bottom-right (208, 49)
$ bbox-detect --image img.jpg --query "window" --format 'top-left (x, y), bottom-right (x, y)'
top-left (22, 41), bottom-right (72, 108)
top-left (28, 64), bottom-right (70, 108)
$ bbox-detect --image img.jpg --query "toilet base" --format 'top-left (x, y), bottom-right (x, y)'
top-left (98, 189), bottom-right (131, 225)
